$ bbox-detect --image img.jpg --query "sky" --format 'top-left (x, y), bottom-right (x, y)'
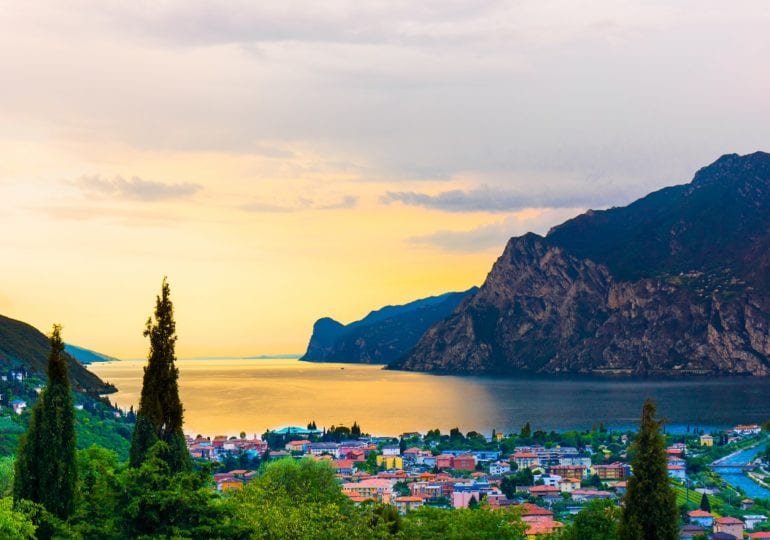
top-left (1, 1), bottom-right (769, 358)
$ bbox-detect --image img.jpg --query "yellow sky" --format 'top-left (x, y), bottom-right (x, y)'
top-left (1, 137), bottom-right (581, 357)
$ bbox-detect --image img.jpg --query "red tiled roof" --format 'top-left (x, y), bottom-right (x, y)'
top-left (519, 503), bottom-right (553, 517)
top-left (715, 516), bottom-right (743, 525)
top-left (688, 510), bottom-right (712, 517)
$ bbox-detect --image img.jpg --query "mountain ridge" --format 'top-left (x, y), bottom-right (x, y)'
top-left (391, 152), bottom-right (770, 376)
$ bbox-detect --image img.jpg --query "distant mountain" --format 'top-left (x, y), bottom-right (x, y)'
top-left (301, 288), bottom-right (478, 364)
top-left (64, 344), bottom-right (118, 364)
top-left (392, 152), bottom-right (770, 376)
top-left (0, 314), bottom-right (115, 394)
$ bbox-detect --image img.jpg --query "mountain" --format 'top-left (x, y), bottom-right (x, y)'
top-left (65, 344), bottom-right (118, 364)
top-left (0, 314), bottom-right (115, 394)
top-left (392, 152), bottom-right (770, 376)
top-left (301, 288), bottom-right (478, 364)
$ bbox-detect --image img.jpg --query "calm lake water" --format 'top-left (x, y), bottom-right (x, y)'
top-left (89, 358), bottom-right (770, 438)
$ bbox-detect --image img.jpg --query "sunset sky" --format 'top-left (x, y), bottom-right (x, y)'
top-left (1, 1), bottom-right (769, 358)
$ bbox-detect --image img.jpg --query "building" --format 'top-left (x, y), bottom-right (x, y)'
top-left (376, 455), bottom-right (404, 470)
top-left (713, 516), bottom-right (745, 539)
top-left (512, 452), bottom-right (539, 470)
top-left (667, 463), bottom-right (686, 481)
top-left (341, 479), bottom-right (394, 504)
top-left (451, 480), bottom-right (495, 508)
top-left (436, 454), bottom-right (454, 469)
top-left (528, 485), bottom-right (560, 498)
top-left (331, 459), bottom-right (356, 475)
top-left (525, 519), bottom-right (564, 539)
top-left (687, 509), bottom-right (714, 528)
top-left (558, 478), bottom-right (581, 493)
top-left (549, 465), bottom-right (587, 479)
top-left (393, 496), bottom-right (423, 514)
top-left (490, 461), bottom-right (511, 475)
top-left (699, 434), bottom-right (714, 447)
top-left (285, 439), bottom-right (311, 453)
top-left (733, 424), bottom-right (762, 436)
top-left (743, 515), bottom-right (768, 530)
top-left (452, 455), bottom-right (476, 471)
top-left (382, 446), bottom-right (401, 456)
top-left (307, 442), bottom-right (341, 457)
top-left (10, 399), bottom-right (27, 415)
top-left (592, 462), bottom-right (630, 480)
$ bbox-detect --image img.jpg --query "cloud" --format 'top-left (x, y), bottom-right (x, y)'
top-left (74, 175), bottom-right (202, 201)
top-left (381, 184), bottom-right (615, 213)
top-left (409, 208), bottom-right (586, 252)
top-left (240, 195), bottom-right (358, 213)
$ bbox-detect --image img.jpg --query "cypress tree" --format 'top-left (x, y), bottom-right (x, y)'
top-left (619, 399), bottom-right (678, 540)
top-left (129, 278), bottom-right (191, 472)
top-left (14, 325), bottom-right (77, 519)
top-left (699, 492), bottom-right (711, 513)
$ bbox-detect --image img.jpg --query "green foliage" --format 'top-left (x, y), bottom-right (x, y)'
top-left (699, 492), bottom-right (711, 512)
top-left (619, 399), bottom-right (678, 540)
top-left (0, 497), bottom-right (36, 539)
top-left (71, 446), bottom-right (122, 538)
top-left (400, 506), bottom-right (526, 539)
top-left (228, 458), bottom-right (376, 539)
top-left (121, 441), bottom-right (245, 539)
top-left (0, 456), bottom-right (14, 497)
top-left (14, 325), bottom-right (78, 519)
top-left (130, 278), bottom-right (191, 473)
top-left (563, 499), bottom-right (621, 540)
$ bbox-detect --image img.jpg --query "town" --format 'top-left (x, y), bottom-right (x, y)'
top-left (187, 421), bottom-right (770, 539)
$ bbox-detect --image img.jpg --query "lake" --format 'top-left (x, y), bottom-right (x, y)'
top-left (89, 358), bottom-right (770, 438)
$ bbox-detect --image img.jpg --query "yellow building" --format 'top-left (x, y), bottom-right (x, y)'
top-left (376, 455), bottom-right (404, 470)
top-left (699, 434), bottom-right (714, 447)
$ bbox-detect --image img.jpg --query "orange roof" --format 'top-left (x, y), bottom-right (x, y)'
top-left (688, 510), bottom-right (712, 517)
top-left (395, 496), bottom-right (423, 503)
top-left (526, 519), bottom-right (564, 535)
top-left (519, 503), bottom-right (554, 517)
top-left (716, 517), bottom-right (744, 525)
top-left (748, 533), bottom-right (770, 539)
top-left (529, 485), bottom-right (559, 493)
top-left (513, 452), bottom-right (538, 458)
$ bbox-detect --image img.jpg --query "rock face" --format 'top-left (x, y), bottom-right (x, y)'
top-left (392, 152), bottom-right (770, 375)
top-left (301, 289), bottom-right (477, 364)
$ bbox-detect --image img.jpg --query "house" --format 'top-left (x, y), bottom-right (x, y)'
top-left (748, 533), bottom-right (770, 539)
top-left (525, 520), bottom-right (564, 539)
top-left (699, 434), bottom-right (714, 447)
top-left (558, 478), bottom-right (581, 493)
top-left (331, 460), bottom-right (356, 475)
top-left (742, 498), bottom-right (756, 510)
top-left (679, 524), bottom-right (707, 538)
top-left (713, 516), bottom-right (744, 539)
top-left (382, 446), bottom-right (401, 456)
top-left (409, 482), bottom-right (444, 500)
top-left (436, 454), bottom-right (454, 469)
top-left (519, 503), bottom-right (554, 522)
top-left (733, 424), bottom-right (762, 436)
top-left (393, 496), bottom-right (423, 514)
top-left (528, 485), bottom-right (560, 498)
top-left (216, 477), bottom-right (244, 492)
top-left (341, 479), bottom-right (394, 504)
top-left (687, 509), bottom-right (714, 528)
top-left (451, 480), bottom-right (494, 508)
top-left (452, 455), bottom-right (476, 471)
top-left (549, 465), bottom-right (587, 479)
top-left (512, 452), bottom-right (539, 470)
top-left (307, 442), bottom-right (341, 457)
top-left (285, 439), bottom-right (311, 453)
top-left (743, 515), bottom-right (767, 530)
top-left (592, 462), bottom-right (630, 480)
top-left (376, 455), bottom-right (403, 470)
top-left (667, 464), bottom-right (686, 481)
top-left (10, 399), bottom-right (26, 415)
top-left (490, 461), bottom-right (511, 475)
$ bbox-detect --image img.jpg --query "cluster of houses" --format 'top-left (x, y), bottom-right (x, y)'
top-left (683, 506), bottom-right (768, 539)
top-left (187, 424), bottom-right (769, 539)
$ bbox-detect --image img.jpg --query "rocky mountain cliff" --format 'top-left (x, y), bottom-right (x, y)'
top-left (391, 152), bottom-right (770, 376)
top-left (301, 289), bottom-right (477, 364)
top-left (0, 314), bottom-right (115, 394)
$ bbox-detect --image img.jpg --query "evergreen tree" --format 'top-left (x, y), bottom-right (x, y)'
top-left (129, 278), bottom-right (191, 472)
top-left (14, 325), bottom-right (77, 519)
top-left (619, 399), bottom-right (678, 540)
top-left (699, 492), bottom-right (711, 513)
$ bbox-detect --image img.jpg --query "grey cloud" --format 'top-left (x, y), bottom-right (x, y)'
top-left (410, 208), bottom-right (586, 252)
top-left (75, 175), bottom-right (202, 201)
top-left (241, 195), bottom-right (358, 213)
top-left (382, 185), bottom-right (615, 213)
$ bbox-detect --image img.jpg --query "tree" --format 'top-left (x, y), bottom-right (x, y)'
top-left (129, 278), bottom-right (191, 472)
top-left (699, 492), bottom-right (711, 513)
top-left (564, 499), bottom-right (621, 540)
top-left (619, 399), bottom-right (678, 540)
top-left (520, 422), bottom-right (531, 438)
top-left (14, 325), bottom-right (78, 520)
